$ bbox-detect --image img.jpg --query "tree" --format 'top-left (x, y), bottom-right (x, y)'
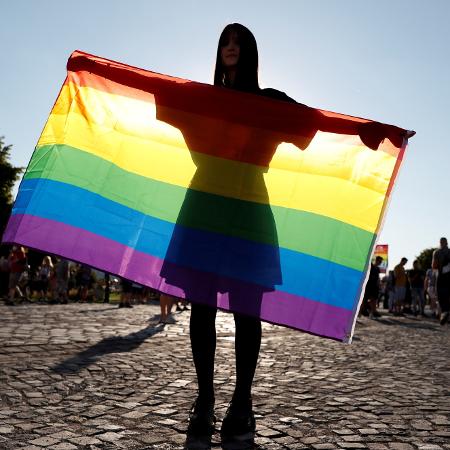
top-left (416, 247), bottom-right (435, 271)
top-left (0, 136), bottom-right (23, 238)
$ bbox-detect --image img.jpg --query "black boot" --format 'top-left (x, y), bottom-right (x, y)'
top-left (220, 397), bottom-right (255, 441)
top-left (187, 397), bottom-right (216, 437)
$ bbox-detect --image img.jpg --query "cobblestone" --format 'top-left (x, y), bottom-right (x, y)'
top-left (0, 302), bottom-right (449, 449)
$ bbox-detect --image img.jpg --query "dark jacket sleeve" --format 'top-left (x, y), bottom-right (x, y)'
top-left (259, 88), bottom-right (316, 150)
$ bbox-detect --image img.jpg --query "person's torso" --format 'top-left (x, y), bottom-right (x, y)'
top-left (426, 269), bottom-right (437, 288)
top-left (394, 265), bottom-right (407, 286)
top-left (409, 269), bottom-right (424, 288)
top-left (367, 264), bottom-right (380, 287)
top-left (39, 266), bottom-right (51, 279)
top-left (56, 261), bottom-right (69, 279)
top-left (10, 251), bottom-right (26, 273)
top-left (434, 247), bottom-right (450, 273)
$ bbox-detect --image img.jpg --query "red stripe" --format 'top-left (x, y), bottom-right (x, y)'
top-left (66, 50), bottom-right (408, 153)
top-left (66, 60), bottom-right (319, 141)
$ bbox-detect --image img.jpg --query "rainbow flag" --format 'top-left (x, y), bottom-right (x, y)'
top-left (374, 244), bottom-right (389, 273)
top-left (2, 51), bottom-right (412, 342)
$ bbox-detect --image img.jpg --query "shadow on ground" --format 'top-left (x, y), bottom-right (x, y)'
top-left (51, 324), bottom-right (165, 374)
top-left (376, 316), bottom-right (440, 332)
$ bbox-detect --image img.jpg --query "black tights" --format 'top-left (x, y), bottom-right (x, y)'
top-left (190, 302), bottom-right (262, 404)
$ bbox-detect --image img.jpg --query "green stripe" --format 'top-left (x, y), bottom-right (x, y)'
top-left (26, 144), bottom-right (373, 271)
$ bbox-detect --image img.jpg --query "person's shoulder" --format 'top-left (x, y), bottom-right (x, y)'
top-left (259, 88), bottom-right (295, 102)
top-left (259, 88), bottom-right (308, 107)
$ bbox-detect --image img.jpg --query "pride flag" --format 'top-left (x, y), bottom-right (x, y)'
top-left (374, 244), bottom-right (389, 273)
top-left (2, 51), bottom-right (412, 342)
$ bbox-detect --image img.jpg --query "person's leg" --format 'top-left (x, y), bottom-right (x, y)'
top-left (7, 273), bottom-right (18, 305)
top-left (221, 288), bottom-right (262, 439)
top-left (119, 290), bottom-right (125, 308)
top-left (190, 302), bottom-right (217, 403)
top-left (42, 280), bottom-right (49, 301)
top-left (81, 285), bottom-right (88, 302)
top-left (393, 287), bottom-right (400, 314)
top-left (395, 287), bottom-right (405, 314)
top-left (124, 291), bottom-right (133, 307)
top-left (388, 290), bottom-right (394, 312)
top-left (418, 289), bottom-right (425, 315)
top-left (429, 289), bottom-right (437, 317)
top-left (360, 295), bottom-right (369, 316)
top-left (233, 313), bottom-right (261, 403)
top-left (15, 272), bottom-right (24, 300)
top-left (437, 274), bottom-right (450, 324)
top-left (159, 294), bottom-right (169, 320)
top-left (160, 294), bottom-right (174, 322)
top-left (187, 302), bottom-right (217, 436)
top-left (411, 288), bottom-right (419, 315)
top-left (399, 289), bottom-right (406, 314)
top-left (369, 296), bottom-right (379, 317)
top-left (166, 296), bottom-right (174, 316)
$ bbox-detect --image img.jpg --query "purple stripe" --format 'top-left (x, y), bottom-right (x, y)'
top-left (3, 214), bottom-right (353, 341)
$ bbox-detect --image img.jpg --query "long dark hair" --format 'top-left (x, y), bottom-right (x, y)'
top-left (214, 23), bottom-right (259, 93)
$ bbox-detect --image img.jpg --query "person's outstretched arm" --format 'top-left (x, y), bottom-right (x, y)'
top-left (317, 110), bottom-right (415, 150)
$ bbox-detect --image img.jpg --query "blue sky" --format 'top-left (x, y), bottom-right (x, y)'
top-left (1, 0), bottom-right (449, 269)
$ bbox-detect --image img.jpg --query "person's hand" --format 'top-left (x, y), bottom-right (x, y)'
top-left (359, 122), bottom-right (415, 150)
top-left (358, 122), bottom-right (386, 150)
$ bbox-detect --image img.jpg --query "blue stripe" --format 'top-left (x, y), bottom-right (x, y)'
top-left (13, 178), bottom-right (362, 309)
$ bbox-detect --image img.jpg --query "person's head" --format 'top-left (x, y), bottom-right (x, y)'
top-left (375, 256), bottom-right (383, 266)
top-left (214, 23), bottom-right (259, 92)
top-left (440, 237), bottom-right (448, 248)
top-left (42, 255), bottom-right (52, 267)
top-left (413, 260), bottom-right (420, 269)
top-left (400, 257), bottom-right (408, 266)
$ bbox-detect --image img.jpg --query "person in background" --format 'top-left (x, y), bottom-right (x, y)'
top-left (425, 267), bottom-right (439, 319)
top-left (37, 255), bottom-right (53, 302)
top-left (408, 260), bottom-right (425, 316)
top-left (54, 257), bottom-right (70, 304)
top-left (432, 237), bottom-right (450, 325)
top-left (386, 270), bottom-right (396, 313)
top-left (118, 277), bottom-right (133, 308)
top-left (18, 264), bottom-right (31, 302)
top-left (393, 257), bottom-right (408, 316)
top-left (7, 246), bottom-right (27, 305)
top-left (0, 254), bottom-right (9, 299)
top-left (77, 264), bottom-right (92, 302)
top-left (131, 282), bottom-right (146, 304)
top-left (159, 294), bottom-right (175, 324)
top-left (362, 256), bottom-right (383, 319)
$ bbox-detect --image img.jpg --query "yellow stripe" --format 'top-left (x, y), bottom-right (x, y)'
top-left (37, 83), bottom-right (398, 232)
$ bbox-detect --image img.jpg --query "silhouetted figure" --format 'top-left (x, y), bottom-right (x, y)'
top-left (432, 237), bottom-right (450, 325)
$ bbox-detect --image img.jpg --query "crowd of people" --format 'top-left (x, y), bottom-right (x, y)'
top-left (361, 237), bottom-right (450, 326)
top-left (2, 236), bottom-right (450, 328)
top-left (0, 246), bottom-right (152, 304)
top-left (0, 245), bottom-right (190, 323)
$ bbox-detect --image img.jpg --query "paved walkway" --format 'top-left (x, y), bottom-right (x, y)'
top-left (0, 301), bottom-right (449, 449)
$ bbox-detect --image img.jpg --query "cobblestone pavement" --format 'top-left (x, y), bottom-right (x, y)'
top-left (0, 301), bottom-right (449, 450)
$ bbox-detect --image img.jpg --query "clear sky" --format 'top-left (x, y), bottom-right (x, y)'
top-left (1, 0), bottom-right (449, 270)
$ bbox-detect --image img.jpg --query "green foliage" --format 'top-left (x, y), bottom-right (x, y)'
top-left (416, 247), bottom-right (435, 271)
top-left (0, 136), bottom-right (23, 236)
